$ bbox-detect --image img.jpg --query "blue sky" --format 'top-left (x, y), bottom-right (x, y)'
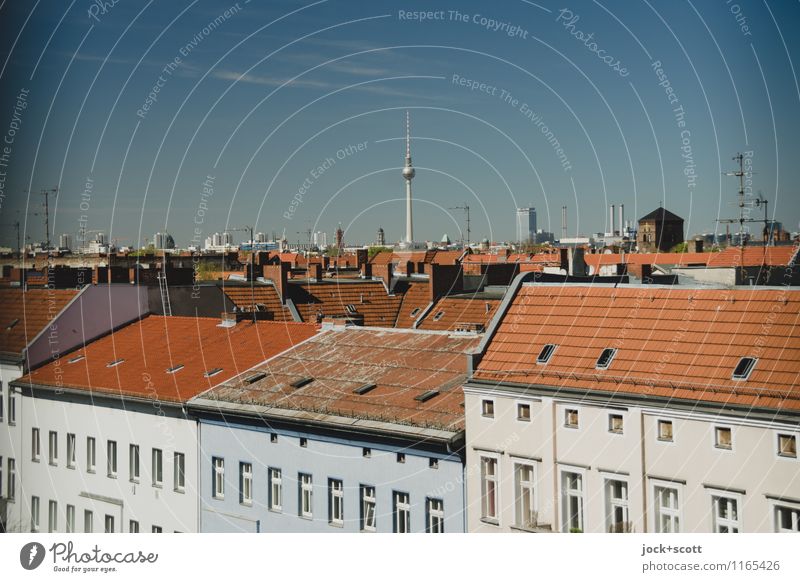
top-left (1, 0), bottom-right (799, 248)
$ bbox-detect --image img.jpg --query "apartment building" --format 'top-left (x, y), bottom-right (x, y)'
top-left (190, 325), bottom-right (481, 532)
top-left (464, 283), bottom-right (800, 533)
top-left (9, 315), bottom-right (317, 533)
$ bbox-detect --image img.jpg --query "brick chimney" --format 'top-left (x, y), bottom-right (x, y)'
top-left (372, 263), bottom-right (393, 290)
top-left (262, 261), bottom-right (289, 300)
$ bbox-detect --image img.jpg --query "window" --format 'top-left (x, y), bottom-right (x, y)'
top-left (49, 431), bottom-right (58, 465)
top-left (213, 457), bottom-right (224, 499)
top-left (732, 357), bottom-right (757, 380)
top-left (714, 427), bottom-right (732, 450)
top-left (654, 485), bottom-right (681, 532)
top-left (0, 381), bottom-right (3, 421)
top-left (104, 514), bottom-right (115, 533)
top-left (775, 506), bottom-right (800, 533)
top-left (170, 453), bottom-right (184, 493)
top-left (514, 463), bottom-right (537, 529)
top-left (107, 440), bottom-right (117, 477)
top-left (86, 437), bottom-right (96, 472)
top-left (66, 433), bottom-right (76, 468)
top-left (429, 458), bottom-right (439, 469)
top-left (66, 505), bottom-right (75, 533)
top-left (270, 433), bottom-right (278, 443)
top-left (0, 456), bottom-right (3, 497)
top-left (361, 485), bottom-right (376, 531)
top-left (778, 434), bottom-right (797, 458)
top-left (537, 343), bottom-right (556, 364)
top-left (396, 452), bottom-right (406, 464)
top-left (152, 449), bottom-right (163, 487)
top-left (129, 445), bottom-right (140, 482)
top-left (658, 420), bottom-right (674, 442)
top-left (712, 495), bottom-right (740, 533)
top-left (152, 525), bottom-right (162, 533)
top-left (609, 414), bottom-right (624, 434)
top-left (32, 428), bottom-right (41, 461)
top-left (345, 304), bottom-right (357, 314)
top-left (269, 468), bottom-right (282, 511)
top-left (7, 458), bottom-right (15, 500)
top-left (362, 447), bottom-right (371, 458)
top-left (239, 462), bottom-right (253, 505)
top-left (300, 437), bottom-right (308, 448)
top-left (409, 307), bottom-right (420, 317)
top-left (432, 311), bottom-right (445, 321)
top-left (393, 492), bottom-right (411, 533)
top-left (517, 403), bottom-right (531, 421)
top-left (7, 388), bottom-right (15, 424)
top-left (480, 456), bottom-right (498, 522)
top-left (84, 510), bottom-right (93, 533)
top-left (564, 408), bottom-right (579, 428)
top-left (606, 479), bottom-right (630, 533)
top-left (427, 498), bottom-right (444, 533)
top-left (31, 496), bottom-right (40, 532)
top-left (329, 479), bottom-right (344, 526)
top-left (49, 500), bottom-right (58, 532)
top-left (129, 520), bottom-right (139, 533)
top-left (481, 399), bottom-right (494, 418)
top-left (596, 347), bottom-right (617, 369)
top-left (299, 473), bottom-right (313, 518)
top-left (561, 471), bottom-right (584, 532)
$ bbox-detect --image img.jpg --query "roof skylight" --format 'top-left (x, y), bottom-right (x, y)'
top-left (732, 357), bottom-right (757, 381)
top-left (204, 367), bottom-right (223, 378)
top-left (537, 344), bottom-right (557, 365)
top-left (595, 348), bottom-right (617, 370)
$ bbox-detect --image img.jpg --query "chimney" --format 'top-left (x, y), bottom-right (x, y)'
top-left (262, 261), bottom-right (289, 301)
top-left (569, 247), bottom-right (587, 276)
top-left (610, 205), bottom-right (615, 236)
top-left (308, 262), bottom-right (322, 281)
top-left (356, 248), bottom-right (368, 270)
top-left (561, 206), bottom-right (567, 240)
top-left (619, 204), bottom-right (624, 236)
top-left (694, 238), bottom-right (704, 253)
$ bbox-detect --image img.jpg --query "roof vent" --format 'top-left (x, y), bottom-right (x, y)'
top-left (732, 357), bottom-right (757, 381)
top-left (219, 312), bottom-right (238, 328)
top-left (353, 383), bottom-right (377, 395)
top-left (106, 358), bottom-right (125, 368)
top-left (433, 311), bottom-right (445, 321)
top-left (68, 355), bottom-right (85, 364)
top-left (6, 318), bottom-right (20, 330)
top-left (290, 377), bottom-right (314, 389)
top-left (414, 390), bottom-right (440, 403)
top-left (245, 372), bottom-right (267, 384)
top-left (595, 348), bottom-right (617, 370)
top-left (537, 344), bottom-right (557, 364)
top-left (204, 367), bottom-right (223, 378)
top-left (166, 364), bottom-right (185, 374)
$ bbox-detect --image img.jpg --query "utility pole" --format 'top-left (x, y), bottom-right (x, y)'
top-left (449, 203), bottom-right (471, 248)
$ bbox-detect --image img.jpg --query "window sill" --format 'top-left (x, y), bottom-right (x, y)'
top-left (657, 438), bottom-right (674, 443)
top-left (516, 417), bottom-right (530, 422)
top-left (360, 527), bottom-right (376, 533)
top-left (714, 445), bottom-right (732, 451)
top-left (67, 465), bottom-right (76, 470)
top-left (329, 521), bottom-right (344, 528)
top-left (299, 514), bottom-right (313, 520)
top-left (152, 484), bottom-right (163, 489)
top-left (777, 453), bottom-right (797, 459)
top-left (213, 495), bottom-right (224, 501)
top-left (240, 501), bottom-right (252, 507)
top-left (87, 469), bottom-right (96, 474)
top-left (481, 415), bottom-right (495, 419)
top-left (32, 458), bottom-right (40, 463)
top-left (480, 517), bottom-right (499, 526)
top-left (268, 507), bottom-right (282, 514)
top-left (130, 479), bottom-right (139, 484)
top-left (608, 430), bottom-right (623, 435)
top-left (563, 424), bottom-right (579, 430)
top-left (108, 474), bottom-right (117, 479)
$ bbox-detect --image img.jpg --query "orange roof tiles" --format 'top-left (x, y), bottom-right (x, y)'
top-left (0, 288), bottom-right (79, 357)
top-left (18, 316), bottom-right (319, 403)
top-left (418, 296), bottom-right (501, 331)
top-left (289, 280), bottom-right (402, 326)
top-left (203, 327), bottom-right (481, 431)
top-left (393, 280), bottom-right (430, 328)
top-left (222, 284), bottom-right (290, 321)
top-left (474, 285), bottom-right (800, 412)
top-left (583, 245), bottom-right (799, 271)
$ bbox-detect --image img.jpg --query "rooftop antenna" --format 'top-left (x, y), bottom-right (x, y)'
top-left (718, 152), bottom-right (760, 248)
top-left (448, 203), bottom-right (470, 247)
top-left (40, 186), bottom-right (59, 251)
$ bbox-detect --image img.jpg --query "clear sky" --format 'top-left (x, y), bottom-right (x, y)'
top-left (1, 0), bottom-right (799, 249)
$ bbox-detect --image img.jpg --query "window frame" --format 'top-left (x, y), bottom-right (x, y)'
top-left (536, 343), bottom-right (557, 364)
top-left (516, 401), bottom-right (531, 422)
top-left (174, 452), bottom-right (186, 493)
top-left (48, 430), bottom-right (58, 466)
top-left (604, 477), bottom-right (630, 533)
top-left (393, 491), bottom-right (411, 533)
top-left (776, 432), bottom-right (797, 460)
top-left (560, 467), bottom-right (586, 533)
top-left (66, 433), bottom-right (76, 469)
top-left (360, 485), bottom-right (376, 532)
top-left (269, 468), bottom-right (282, 512)
top-left (564, 407), bottom-right (579, 429)
top-left (86, 436), bottom-right (96, 473)
top-left (66, 504), bottom-right (75, 533)
top-left (151, 448), bottom-right (163, 488)
top-left (239, 461), bottom-right (253, 505)
top-left (479, 454), bottom-right (500, 524)
top-left (129, 520), bottom-right (140, 533)
top-left (731, 356), bottom-right (757, 380)
top-left (426, 497), bottom-right (444, 533)
top-left (104, 514), bottom-right (115, 533)
top-left (212, 457), bottom-right (224, 499)
top-left (129, 444), bottom-right (140, 483)
top-left (772, 501), bottom-right (800, 533)
top-left (608, 413), bottom-right (624, 435)
top-left (107, 440), bottom-right (117, 477)
top-left (31, 495), bottom-right (40, 532)
top-left (32, 427), bottom-right (41, 462)
top-left (713, 426), bottom-right (733, 451)
top-left (651, 479), bottom-right (683, 533)
top-left (595, 347), bottom-right (617, 370)
top-left (84, 510), bottom-right (93, 533)
top-left (7, 388), bottom-right (15, 425)
top-left (513, 460), bottom-right (538, 530)
top-left (299, 473), bottom-right (313, 519)
top-left (7, 458), bottom-right (15, 501)
top-left (481, 398), bottom-right (495, 418)
top-left (328, 478), bottom-right (344, 526)
top-left (48, 499), bottom-right (58, 533)
top-left (657, 419), bottom-right (675, 443)
top-left (709, 490), bottom-right (742, 533)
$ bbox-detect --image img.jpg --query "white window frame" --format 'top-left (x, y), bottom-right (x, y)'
top-left (516, 401), bottom-right (531, 422)
top-left (129, 520), bottom-right (139, 533)
top-left (31, 496), bottom-right (40, 532)
top-left (7, 458), bottom-right (15, 500)
top-left (426, 497), bottom-right (444, 533)
top-left (84, 510), bottom-right (93, 533)
top-left (713, 425), bottom-right (733, 451)
top-left (513, 460), bottom-right (538, 530)
top-left (86, 436), bottom-right (96, 473)
top-left (269, 468), bottom-right (282, 511)
top-left (48, 431), bottom-right (58, 465)
top-left (604, 477), bottom-right (630, 533)
top-left (129, 444), bottom-right (140, 483)
top-left (66, 433), bottom-right (76, 468)
top-left (564, 407), bottom-right (579, 429)
top-left (776, 431), bottom-right (798, 460)
top-left (48, 499), bottom-right (58, 532)
top-left (0, 455), bottom-right (3, 498)
top-left (709, 490), bottom-right (742, 533)
top-left (651, 479), bottom-right (683, 533)
top-left (174, 452), bottom-right (185, 493)
top-left (151, 448), bottom-right (163, 488)
top-left (104, 514), bottom-right (115, 533)
top-left (393, 491), bottom-right (411, 533)
top-left (328, 478), bottom-right (344, 526)
top-left (239, 461), bottom-right (253, 505)
top-left (656, 418), bottom-right (675, 443)
top-left (608, 413), bottom-right (624, 435)
top-left (480, 454), bottom-right (500, 524)
top-left (560, 466), bottom-right (586, 533)
top-left (212, 457), bottom-right (224, 499)
top-left (107, 440), bottom-right (117, 477)
top-left (7, 388), bottom-right (15, 425)
top-left (772, 501), bottom-right (800, 533)
top-left (32, 428), bottom-right (41, 462)
top-left (299, 473), bottom-right (313, 519)
top-left (66, 504), bottom-right (75, 533)
top-left (360, 485), bottom-right (376, 531)
top-left (0, 381), bottom-right (3, 422)
top-left (151, 525), bottom-right (162, 533)
top-left (481, 398), bottom-right (495, 418)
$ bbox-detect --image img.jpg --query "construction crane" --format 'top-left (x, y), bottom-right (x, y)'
top-left (449, 203), bottom-right (471, 248)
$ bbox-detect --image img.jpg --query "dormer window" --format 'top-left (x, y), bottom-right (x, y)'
top-left (732, 357), bottom-right (757, 381)
top-left (537, 344), bottom-right (557, 365)
top-left (596, 348), bottom-right (617, 370)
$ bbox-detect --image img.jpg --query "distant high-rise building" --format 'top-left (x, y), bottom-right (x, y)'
top-left (222, 231), bottom-right (233, 246)
top-left (154, 232), bottom-right (175, 250)
top-left (335, 225), bottom-right (344, 251)
top-left (376, 226), bottom-right (385, 246)
top-left (59, 233), bottom-right (72, 251)
top-left (313, 231), bottom-right (327, 248)
top-left (255, 232), bottom-right (267, 243)
top-left (516, 207), bottom-right (537, 244)
top-left (96, 232), bottom-right (107, 245)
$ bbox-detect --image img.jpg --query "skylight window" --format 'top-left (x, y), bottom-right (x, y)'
top-left (290, 377), bottom-right (313, 389)
top-left (537, 344), bottom-right (557, 365)
top-left (106, 359), bottom-right (124, 368)
top-left (409, 308), bottom-right (421, 317)
top-left (414, 390), bottom-right (440, 403)
top-left (433, 311), bottom-right (445, 321)
top-left (595, 348), bottom-right (617, 370)
top-left (732, 357), bottom-right (757, 381)
top-left (346, 304), bottom-right (358, 314)
top-left (6, 318), bottom-right (19, 330)
top-left (353, 383), bottom-right (377, 395)
top-left (67, 355), bottom-right (85, 364)
top-left (245, 372), bottom-right (267, 384)
top-left (166, 365), bottom-right (184, 374)
top-left (204, 367), bottom-right (223, 378)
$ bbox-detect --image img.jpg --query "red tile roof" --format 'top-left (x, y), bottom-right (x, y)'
top-left (202, 327), bottom-right (481, 431)
top-left (18, 316), bottom-right (319, 403)
top-left (474, 285), bottom-right (800, 412)
top-left (0, 288), bottom-right (79, 357)
top-left (584, 245), bottom-right (799, 271)
top-left (393, 280), bottom-right (430, 328)
top-left (418, 296), bottom-right (502, 331)
top-left (222, 284), bottom-right (291, 321)
top-left (288, 280), bottom-right (402, 326)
